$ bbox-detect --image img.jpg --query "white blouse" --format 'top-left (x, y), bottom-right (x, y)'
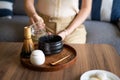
top-left (36, 0), bottom-right (79, 18)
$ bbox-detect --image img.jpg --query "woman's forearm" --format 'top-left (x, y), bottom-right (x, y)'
top-left (58, 8), bottom-right (91, 40)
top-left (24, 0), bottom-right (37, 17)
top-left (67, 8), bottom-right (91, 33)
top-left (66, 0), bottom-right (92, 34)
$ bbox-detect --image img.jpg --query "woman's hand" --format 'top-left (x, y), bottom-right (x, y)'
top-left (58, 30), bottom-right (69, 40)
top-left (29, 14), bottom-right (45, 29)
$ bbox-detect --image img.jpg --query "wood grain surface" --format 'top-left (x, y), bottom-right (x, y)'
top-left (0, 42), bottom-right (120, 80)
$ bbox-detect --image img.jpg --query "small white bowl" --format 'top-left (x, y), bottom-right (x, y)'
top-left (30, 50), bottom-right (45, 66)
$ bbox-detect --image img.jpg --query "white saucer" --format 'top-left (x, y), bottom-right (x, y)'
top-left (80, 70), bottom-right (120, 80)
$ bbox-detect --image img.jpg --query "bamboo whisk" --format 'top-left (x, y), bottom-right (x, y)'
top-left (22, 27), bottom-right (34, 58)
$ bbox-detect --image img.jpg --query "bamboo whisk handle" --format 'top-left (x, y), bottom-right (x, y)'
top-left (24, 27), bottom-right (32, 39)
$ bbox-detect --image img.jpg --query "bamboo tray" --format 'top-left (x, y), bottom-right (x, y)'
top-left (20, 44), bottom-right (77, 72)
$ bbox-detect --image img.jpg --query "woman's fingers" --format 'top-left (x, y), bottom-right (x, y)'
top-left (37, 21), bottom-right (45, 29)
top-left (29, 17), bottom-right (35, 24)
top-left (30, 14), bottom-right (46, 30)
top-left (47, 32), bottom-right (52, 35)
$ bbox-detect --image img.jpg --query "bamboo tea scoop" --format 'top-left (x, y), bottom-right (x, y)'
top-left (50, 54), bottom-right (71, 66)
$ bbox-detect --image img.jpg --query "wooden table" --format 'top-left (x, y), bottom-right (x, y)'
top-left (0, 42), bottom-right (120, 80)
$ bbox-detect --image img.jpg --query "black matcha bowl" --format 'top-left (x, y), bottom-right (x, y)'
top-left (38, 35), bottom-right (63, 55)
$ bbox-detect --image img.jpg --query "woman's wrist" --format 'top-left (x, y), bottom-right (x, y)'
top-left (30, 13), bottom-right (44, 23)
top-left (29, 12), bottom-right (37, 17)
top-left (65, 28), bottom-right (73, 36)
top-left (30, 13), bottom-right (38, 20)
top-left (64, 29), bottom-right (69, 37)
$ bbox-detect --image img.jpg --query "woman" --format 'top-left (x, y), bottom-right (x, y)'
top-left (24, 0), bottom-right (92, 43)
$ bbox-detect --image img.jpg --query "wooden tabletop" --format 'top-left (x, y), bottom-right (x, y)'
top-left (0, 42), bottom-right (120, 80)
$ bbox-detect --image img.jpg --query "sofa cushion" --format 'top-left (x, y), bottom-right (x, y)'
top-left (0, 15), bottom-right (29, 42)
top-left (117, 19), bottom-right (120, 29)
top-left (91, 0), bottom-right (120, 22)
top-left (85, 0), bottom-right (120, 22)
top-left (13, 0), bottom-right (26, 15)
top-left (13, 0), bottom-right (38, 15)
top-left (0, 0), bottom-right (13, 19)
top-left (85, 20), bottom-right (120, 55)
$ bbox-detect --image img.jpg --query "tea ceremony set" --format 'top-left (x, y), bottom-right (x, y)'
top-left (19, 22), bottom-right (120, 80)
